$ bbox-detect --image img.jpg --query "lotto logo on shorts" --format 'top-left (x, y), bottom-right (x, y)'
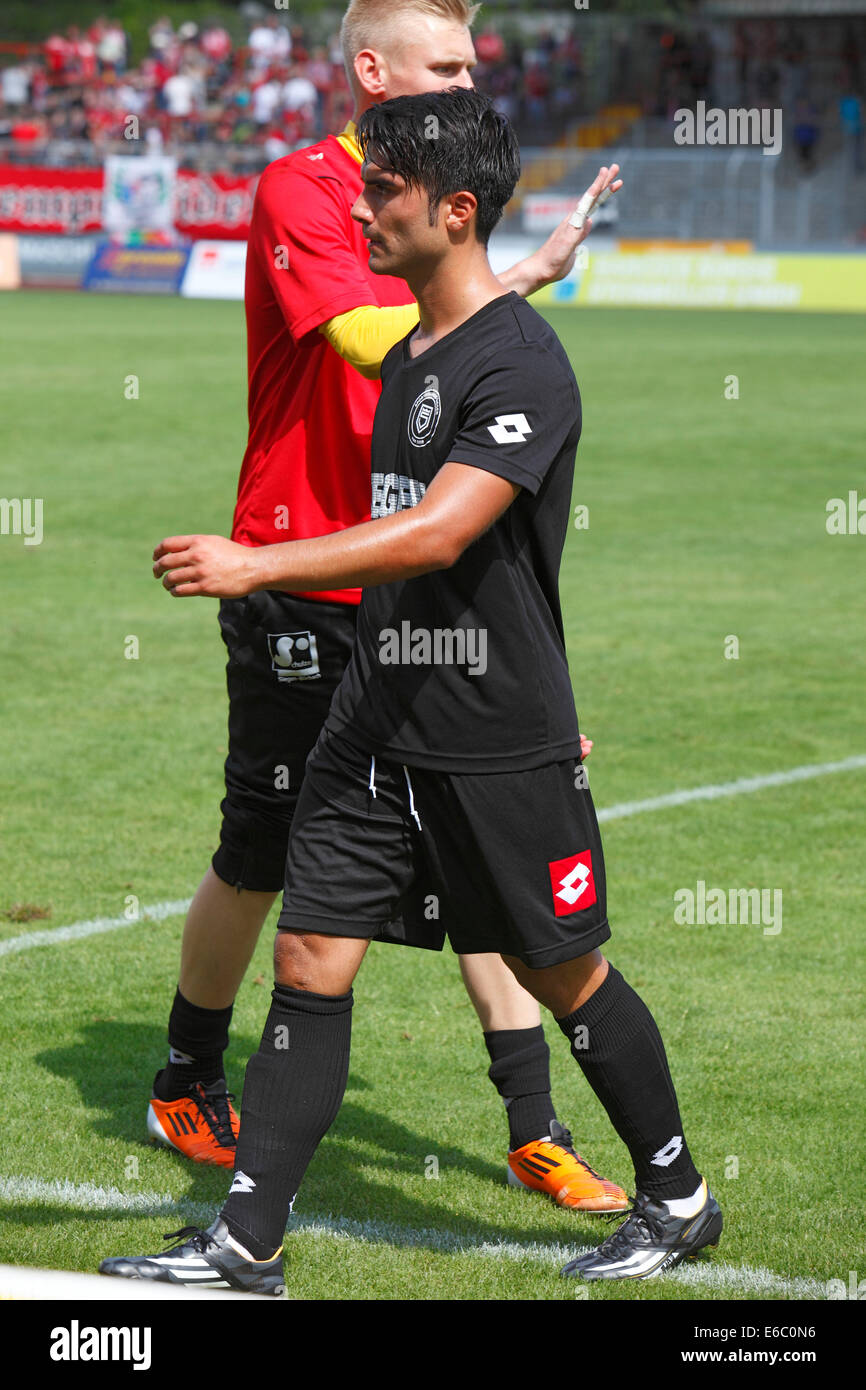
top-left (549, 850), bottom-right (597, 917)
top-left (267, 631), bottom-right (321, 683)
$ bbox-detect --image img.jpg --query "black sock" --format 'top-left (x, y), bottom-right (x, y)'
top-left (484, 1025), bottom-right (558, 1151)
top-left (220, 982), bottom-right (353, 1257)
top-left (556, 966), bottom-right (701, 1202)
top-left (154, 988), bottom-right (233, 1100)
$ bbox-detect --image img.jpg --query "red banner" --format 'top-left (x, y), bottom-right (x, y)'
top-left (0, 165), bottom-right (258, 239)
top-left (0, 165), bottom-right (103, 234)
top-left (174, 170), bottom-right (258, 240)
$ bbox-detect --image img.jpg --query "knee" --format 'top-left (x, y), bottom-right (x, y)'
top-left (273, 931), bottom-right (321, 991)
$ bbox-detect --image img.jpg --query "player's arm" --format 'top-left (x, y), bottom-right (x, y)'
top-left (153, 463), bottom-right (519, 599)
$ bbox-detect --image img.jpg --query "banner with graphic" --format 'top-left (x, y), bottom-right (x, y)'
top-left (83, 242), bottom-right (191, 295)
top-left (103, 155), bottom-right (177, 237)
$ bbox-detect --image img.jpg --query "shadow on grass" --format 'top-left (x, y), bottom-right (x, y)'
top-left (33, 1021), bottom-right (597, 1252)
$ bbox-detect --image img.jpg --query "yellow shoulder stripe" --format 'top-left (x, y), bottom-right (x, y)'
top-left (336, 121), bottom-right (363, 166)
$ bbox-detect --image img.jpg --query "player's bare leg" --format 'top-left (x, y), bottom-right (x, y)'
top-left (273, 926), bottom-right (369, 994)
top-left (500, 948), bottom-right (609, 1019)
top-left (179, 867), bottom-right (277, 1009)
top-left (458, 951), bottom-right (541, 1030)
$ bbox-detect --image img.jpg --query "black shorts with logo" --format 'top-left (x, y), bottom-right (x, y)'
top-left (212, 591), bottom-right (356, 892)
top-left (277, 728), bottom-right (611, 969)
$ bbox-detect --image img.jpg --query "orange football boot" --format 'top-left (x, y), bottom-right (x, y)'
top-left (147, 1076), bottom-right (240, 1169)
top-left (507, 1121), bottom-right (629, 1213)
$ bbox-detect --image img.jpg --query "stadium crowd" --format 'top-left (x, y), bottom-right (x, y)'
top-left (644, 17), bottom-right (864, 172)
top-left (0, 11), bottom-right (861, 172)
top-left (0, 13), bottom-right (585, 165)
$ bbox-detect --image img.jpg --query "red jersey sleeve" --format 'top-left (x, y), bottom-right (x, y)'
top-left (250, 158), bottom-right (375, 342)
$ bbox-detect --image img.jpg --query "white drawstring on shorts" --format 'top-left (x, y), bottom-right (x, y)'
top-left (403, 765), bottom-right (422, 832)
top-left (367, 754), bottom-right (422, 831)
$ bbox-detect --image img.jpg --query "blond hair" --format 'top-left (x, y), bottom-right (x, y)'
top-left (341, 0), bottom-right (480, 87)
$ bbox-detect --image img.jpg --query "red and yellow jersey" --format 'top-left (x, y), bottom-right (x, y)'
top-left (232, 125), bottom-right (416, 605)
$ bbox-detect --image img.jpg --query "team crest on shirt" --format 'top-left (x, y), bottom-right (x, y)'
top-left (408, 387), bottom-right (442, 447)
top-left (267, 631), bottom-right (321, 683)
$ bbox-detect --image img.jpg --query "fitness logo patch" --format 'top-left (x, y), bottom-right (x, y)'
top-left (267, 631), bottom-right (320, 683)
top-left (548, 849), bottom-right (597, 917)
top-left (408, 386), bottom-right (442, 447)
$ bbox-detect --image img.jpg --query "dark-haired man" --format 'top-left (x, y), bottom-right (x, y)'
top-left (148, 0), bottom-right (624, 1217)
top-left (101, 89), bottom-right (720, 1294)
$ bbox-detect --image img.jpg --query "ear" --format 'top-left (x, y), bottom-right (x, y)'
top-left (444, 190), bottom-right (478, 235)
top-left (354, 47), bottom-right (387, 100)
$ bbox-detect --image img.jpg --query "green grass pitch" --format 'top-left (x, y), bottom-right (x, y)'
top-left (0, 290), bottom-right (863, 1301)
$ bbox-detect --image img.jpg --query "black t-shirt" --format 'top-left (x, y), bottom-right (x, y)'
top-left (325, 291), bottom-right (582, 772)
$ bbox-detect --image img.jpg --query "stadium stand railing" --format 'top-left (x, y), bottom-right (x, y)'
top-left (511, 141), bottom-right (866, 248)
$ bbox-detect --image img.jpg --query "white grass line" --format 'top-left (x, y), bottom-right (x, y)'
top-left (0, 899), bottom-right (192, 959)
top-left (597, 753), bottom-right (866, 823)
top-left (3, 754), bottom-right (864, 962)
top-left (0, 1176), bottom-right (827, 1300)
top-left (0, 1264), bottom-right (267, 1301)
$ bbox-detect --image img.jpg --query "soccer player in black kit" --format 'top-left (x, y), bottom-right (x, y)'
top-left (101, 88), bottom-right (722, 1293)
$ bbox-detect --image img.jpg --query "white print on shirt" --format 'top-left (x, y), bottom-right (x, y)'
top-left (371, 472), bottom-right (427, 518)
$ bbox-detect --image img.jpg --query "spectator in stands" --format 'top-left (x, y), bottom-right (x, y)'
top-left (251, 70), bottom-right (283, 128)
top-left (92, 17), bottom-right (128, 75)
top-left (148, 18), bottom-right (176, 64)
top-left (289, 27), bottom-right (309, 63)
top-left (839, 89), bottom-right (863, 173)
top-left (476, 26), bottom-right (506, 65)
top-left (202, 25), bottom-right (233, 85)
top-left (1, 64), bottom-right (30, 108)
top-left (793, 98), bottom-right (820, 171)
top-left (689, 29), bottom-right (714, 103)
top-left (841, 24), bottom-right (862, 89)
top-left (9, 111), bottom-right (48, 146)
top-left (116, 73), bottom-right (148, 121)
top-left (248, 18), bottom-right (291, 72)
top-left (44, 32), bottom-right (70, 81)
top-left (162, 64), bottom-right (201, 122)
top-left (282, 62), bottom-right (318, 122)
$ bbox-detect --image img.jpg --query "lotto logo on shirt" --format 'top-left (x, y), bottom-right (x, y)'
top-left (488, 413), bottom-right (533, 445)
top-left (548, 850), bottom-right (597, 917)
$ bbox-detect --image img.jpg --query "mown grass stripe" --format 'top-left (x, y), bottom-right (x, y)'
top-left (0, 1175), bottom-right (826, 1300)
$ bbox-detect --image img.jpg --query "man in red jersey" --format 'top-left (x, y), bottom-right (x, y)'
top-left (146, 0), bottom-right (625, 1213)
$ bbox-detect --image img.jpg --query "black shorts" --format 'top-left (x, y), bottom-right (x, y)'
top-left (212, 592), bottom-right (356, 892)
top-left (277, 728), bottom-right (612, 969)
